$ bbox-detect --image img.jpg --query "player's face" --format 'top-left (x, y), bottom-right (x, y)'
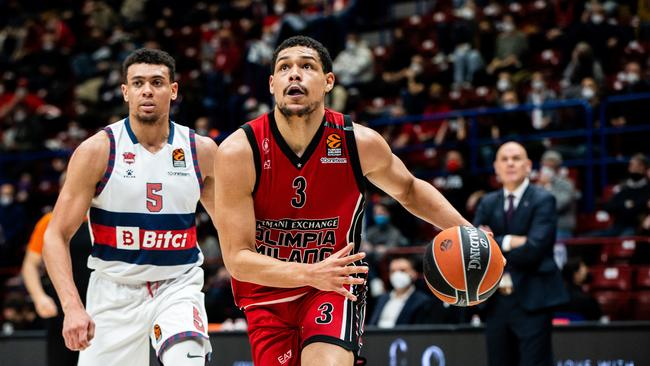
top-left (493, 142), bottom-right (531, 189)
top-left (122, 63), bottom-right (178, 125)
top-left (269, 46), bottom-right (334, 118)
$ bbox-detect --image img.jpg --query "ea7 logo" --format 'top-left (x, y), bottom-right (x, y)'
top-left (278, 350), bottom-right (292, 364)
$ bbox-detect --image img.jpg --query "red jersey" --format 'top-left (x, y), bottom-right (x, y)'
top-left (232, 109), bottom-right (366, 308)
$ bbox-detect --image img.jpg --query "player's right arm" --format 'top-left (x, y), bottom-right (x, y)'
top-left (213, 130), bottom-right (367, 301)
top-left (43, 131), bottom-right (108, 351)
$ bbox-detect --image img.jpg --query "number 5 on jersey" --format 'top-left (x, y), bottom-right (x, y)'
top-left (291, 176), bottom-right (307, 208)
top-left (146, 183), bottom-right (163, 212)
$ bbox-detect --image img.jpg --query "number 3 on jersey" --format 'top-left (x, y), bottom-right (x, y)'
top-left (291, 176), bottom-right (307, 208)
top-left (146, 183), bottom-right (163, 212)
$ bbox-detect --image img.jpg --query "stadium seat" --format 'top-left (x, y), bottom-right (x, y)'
top-left (592, 290), bottom-right (631, 320)
top-left (632, 290), bottom-right (650, 320)
top-left (599, 239), bottom-right (637, 264)
top-left (589, 265), bottom-right (633, 291)
top-left (635, 266), bottom-right (650, 289)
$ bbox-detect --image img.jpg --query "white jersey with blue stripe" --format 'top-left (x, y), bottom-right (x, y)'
top-left (88, 117), bottom-right (204, 283)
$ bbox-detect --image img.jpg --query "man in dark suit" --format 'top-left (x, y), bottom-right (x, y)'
top-left (474, 142), bottom-right (568, 366)
top-left (368, 256), bottom-right (440, 327)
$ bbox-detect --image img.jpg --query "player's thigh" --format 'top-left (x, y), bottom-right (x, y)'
top-left (79, 274), bottom-right (150, 365)
top-left (152, 269), bottom-right (211, 359)
top-left (299, 290), bottom-right (364, 360)
top-left (301, 342), bottom-right (354, 366)
top-left (248, 325), bottom-right (300, 366)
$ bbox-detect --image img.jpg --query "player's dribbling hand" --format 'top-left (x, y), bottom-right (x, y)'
top-left (62, 306), bottom-right (95, 351)
top-left (307, 244), bottom-right (368, 302)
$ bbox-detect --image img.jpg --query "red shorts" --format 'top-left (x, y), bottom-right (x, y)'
top-left (244, 287), bottom-right (366, 366)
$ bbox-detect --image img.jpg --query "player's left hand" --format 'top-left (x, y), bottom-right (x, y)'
top-left (306, 244), bottom-right (368, 301)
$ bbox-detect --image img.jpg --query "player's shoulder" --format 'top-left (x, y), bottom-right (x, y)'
top-left (75, 129), bottom-right (111, 157)
top-left (194, 134), bottom-right (218, 154)
top-left (216, 129), bottom-right (252, 161)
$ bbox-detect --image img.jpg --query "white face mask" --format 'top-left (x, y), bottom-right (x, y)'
top-left (581, 87), bottom-right (595, 99)
top-left (390, 271), bottom-right (412, 290)
top-left (501, 22), bottom-right (514, 33)
top-left (591, 14), bottom-right (604, 24)
top-left (0, 195), bottom-right (13, 206)
top-left (540, 166), bottom-right (555, 179)
top-left (532, 80), bottom-right (544, 90)
top-left (626, 73), bottom-right (640, 84)
top-left (497, 79), bottom-right (510, 92)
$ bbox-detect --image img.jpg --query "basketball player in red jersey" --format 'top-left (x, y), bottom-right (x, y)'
top-left (214, 36), bottom-right (472, 366)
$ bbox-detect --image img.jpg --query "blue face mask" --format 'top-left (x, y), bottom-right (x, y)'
top-left (374, 214), bottom-right (389, 226)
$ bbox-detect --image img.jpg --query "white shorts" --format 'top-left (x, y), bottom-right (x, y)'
top-left (78, 266), bottom-right (211, 366)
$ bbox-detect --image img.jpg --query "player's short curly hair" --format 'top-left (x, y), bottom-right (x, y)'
top-left (271, 36), bottom-right (333, 74)
top-left (122, 48), bottom-right (176, 82)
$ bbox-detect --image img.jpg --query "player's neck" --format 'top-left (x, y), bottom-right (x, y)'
top-left (129, 114), bottom-right (170, 152)
top-left (273, 107), bottom-right (324, 157)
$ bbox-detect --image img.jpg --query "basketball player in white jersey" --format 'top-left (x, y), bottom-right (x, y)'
top-left (43, 49), bottom-right (218, 365)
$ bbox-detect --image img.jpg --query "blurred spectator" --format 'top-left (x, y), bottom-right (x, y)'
top-left (561, 42), bottom-right (604, 91)
top-left (368, 256), bottom-right (439, 327)
top-left (332, 33), bottom-right (374, 88)
top-left (452, 40), bottom-right (484, 89)
top-left (486, 14), bottom-right (528, 75)
top-left (0, 183), bottom-right (27, 267)
top-left (2, 289), bottom-right (39, 334)
top-left (592, 153), bottom-right (650, 236)
top-left (432, 150), bottom-right (485, 217)
top-left (526, 72), bottom-right (558, 131)
top-left (364, 203), bottom-right (409, 255)
top-left (204, 266), bottom-right (245, 324)
top-left (537, 150), bottom-right (577, 240)
top-left (557, 257), bottom-right (602, 321)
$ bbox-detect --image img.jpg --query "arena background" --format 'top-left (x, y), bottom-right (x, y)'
top-left (1, 0), bottom-right (649, 365)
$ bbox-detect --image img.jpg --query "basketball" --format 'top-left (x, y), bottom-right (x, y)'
top-left (423, 226), bottom-right (505, 306)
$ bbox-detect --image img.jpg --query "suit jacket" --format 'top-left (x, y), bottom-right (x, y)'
top-left (368, 289), bottom-right (434, 326)
top-left (474, 184), bottom-right (568, 311)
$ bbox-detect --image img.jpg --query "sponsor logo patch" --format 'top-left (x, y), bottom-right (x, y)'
top-left (278, 350), bottom-right (292, 365)
top-left (116, 226), bottom-right (140, 250)
top-left (320, 157), bottom-right (347, 164)
top-left (172, 148), bottom-right (186, 168)
top-left (326, 133), bottom-right (342, 157)
top-left (153, 324), bottom-right (162, 342)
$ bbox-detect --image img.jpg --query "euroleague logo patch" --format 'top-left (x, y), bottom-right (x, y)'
top-left (172, 148), bottom-right (186, 168)
top-left (153, 324), bottom-right (162, 342)
top-left (325, 133), bottom-right (342, 157)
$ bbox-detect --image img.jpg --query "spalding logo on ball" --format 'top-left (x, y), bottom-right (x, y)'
top-left (423, 225), bottom-right (505, 306)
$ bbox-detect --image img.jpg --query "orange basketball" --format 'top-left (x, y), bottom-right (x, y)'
top-left (423, 225), bottom-right (505, 306)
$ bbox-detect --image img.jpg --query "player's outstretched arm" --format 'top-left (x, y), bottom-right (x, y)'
top-left (43, 131), bottom-right (107, 351)
top-left (213, 130), bottom-right (367, 301)
top-left (355, 123), bottom-right (471, 229)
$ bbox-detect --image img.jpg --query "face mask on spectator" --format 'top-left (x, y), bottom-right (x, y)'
top-left (626, 73), bottom-right (640, 84)
top-left (374, 214), bottom-right (389, 226)
top-left (497, 79), bottom-right (510, 92)
top-left (274, 3), bottom-right (285, 14)
top-left (629, 172), bottom-right (644, 182)
top-left (540, 166), bottom-right (555, 180)
top-left (446, 159), bottom-right (461, 172)
top-left (502, 102), bottom-right (517, 110)
top-left (591, 14), bottom-right (604, 24)
top-left (345, 40), bottom-right (357, 50)
top-left (581, 87), bottom-right (595, 99)
top-left (409, 62), bottom-right (423, 75)
top-left (0, 195), bottom-right (13, 206)
top-left (501, 22), bottom-right (514, 33)
top-left (390, 271), bottom-right (412, 290)
top-left (532, 80), bottom-right (544, 91)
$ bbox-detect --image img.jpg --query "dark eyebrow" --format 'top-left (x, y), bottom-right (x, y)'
top-left (277, 55), bottom-right (319, 63)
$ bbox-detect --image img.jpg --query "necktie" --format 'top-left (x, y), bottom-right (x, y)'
top-left (505, 194), bottom-right (515, 224)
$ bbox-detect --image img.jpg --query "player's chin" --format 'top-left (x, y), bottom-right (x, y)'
top-left (136, 112), bottom-right (160, 124)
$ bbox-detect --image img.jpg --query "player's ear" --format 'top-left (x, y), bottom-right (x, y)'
top-left (170, 82), bottom-right (178, 101)
top-left (269, 75), bottom-right (274, 94)
top-left (324, 72), bottom-right (335, 93)
top-left (121, 84), bottom-right (128, 102)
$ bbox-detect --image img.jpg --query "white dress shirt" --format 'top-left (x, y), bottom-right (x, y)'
top-left (377, 286), bottom-right (415, 328)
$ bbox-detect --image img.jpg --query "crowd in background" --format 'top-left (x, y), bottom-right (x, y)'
top-left (1, 0), bottom-right (650, 332)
